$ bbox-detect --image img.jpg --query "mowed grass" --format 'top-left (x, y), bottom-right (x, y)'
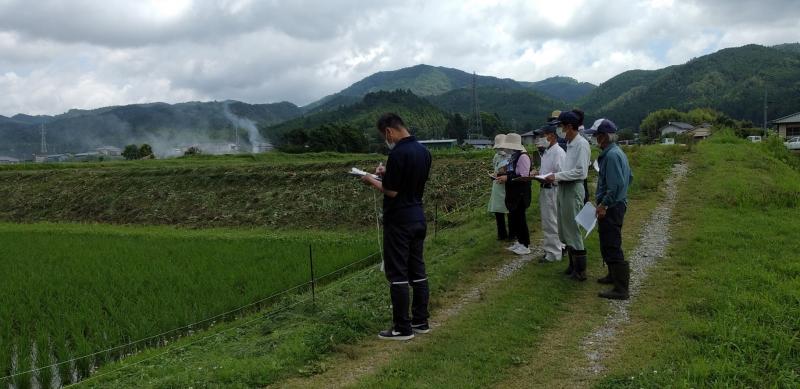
top-left (598, 134), bottom-right (800, 387)
top-left (0, 223), bottom-right (376, 388)
top-left (81, 145), bottom-right (686, 388)
top-left (0, 152), bottom-right (490, 229)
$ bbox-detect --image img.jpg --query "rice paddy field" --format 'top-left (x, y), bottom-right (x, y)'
top-left (0, 223), bottom-right (378, 387)
top-left (0, 151), bottom-right (491, 388)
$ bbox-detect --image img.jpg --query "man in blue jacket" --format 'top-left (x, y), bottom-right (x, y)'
top-left (585, 118), bottom-right (633, 300)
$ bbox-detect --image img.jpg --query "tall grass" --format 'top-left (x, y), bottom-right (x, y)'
top-left (598, 135), bottom-right (800, 387)
top-left (0, 224), bottom-right (376, 388)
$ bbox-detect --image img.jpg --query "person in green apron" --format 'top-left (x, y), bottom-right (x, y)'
top-left (489, 134), bottom-right (513, 241)
top-left (545, 110), bottom-right (591, 281)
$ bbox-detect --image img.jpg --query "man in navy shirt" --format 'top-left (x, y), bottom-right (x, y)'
top-left (362, 113), bottom-right (432, 340)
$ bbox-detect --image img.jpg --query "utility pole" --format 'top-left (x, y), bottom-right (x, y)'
top-left (763, 87), bottom-right (768, 137)
top-left (470, 72), bottom-right (482, 140)
top-left (40, 123), bottom-right (47, 154)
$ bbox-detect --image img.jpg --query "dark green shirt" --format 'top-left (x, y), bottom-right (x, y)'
top-left (596, 143), bottom-right (633, 207)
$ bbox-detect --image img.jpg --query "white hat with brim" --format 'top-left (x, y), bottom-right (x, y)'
top-left (493, 134), bottom-right (506, 149)
top-left (499, 133), bottom-right (526, 151)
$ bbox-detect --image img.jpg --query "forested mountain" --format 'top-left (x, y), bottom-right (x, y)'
top-left (427, 86), bottom-right (563, 129)
top-left (577, 44), bottom-right (800, 128)
top-left (0, 101), bottom-right (302, 158)
top-left (303, 64), bottom-right (526, 113)
top-left (521, 76), bottom-right (596, 102)
top-left (4, 43), bottom-right (800, 157)
top-left (267, 90), bottom-right (452, 144)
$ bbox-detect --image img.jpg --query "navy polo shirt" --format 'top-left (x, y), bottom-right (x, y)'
top-left (382, 136), bottom-right (432, 225)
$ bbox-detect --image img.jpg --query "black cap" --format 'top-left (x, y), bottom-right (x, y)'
top-left (534, 125), bottom-right (557, 136)
top-left (553, 111), bottom-right (581, 127)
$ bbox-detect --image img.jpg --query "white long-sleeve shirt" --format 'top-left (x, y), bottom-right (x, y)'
top-left (540, 142), bottom-right (566, 178)
top-left (554, 135), bottom-right (590, 182)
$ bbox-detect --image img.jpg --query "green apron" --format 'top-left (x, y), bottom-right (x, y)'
top-left (488, 153), bottom-right (508, 213)
top-left (557, 180), bottom-right (585, 250)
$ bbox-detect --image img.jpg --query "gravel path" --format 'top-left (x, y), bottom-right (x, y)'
top-left (435, 245), bottom-right (542, 324)
top-left (581, 162), bottom-right (689, 374)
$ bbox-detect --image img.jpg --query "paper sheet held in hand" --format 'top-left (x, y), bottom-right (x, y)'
top-left (348, 167), bottom-right (381, 181)
top-left (575, 202), bottom-right (597, 238)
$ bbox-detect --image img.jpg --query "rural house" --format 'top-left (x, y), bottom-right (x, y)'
top-left (521, 131), bottom-right (536, 145)
top-left (418, 139), bottom-right (458, 149)
top-left (689, 123), bottom-right (712, 140)
top-left (659, 121), bottom-right (695, 137)
top-left (771, 112), bottom-right (800, 139)
top-left (0, 156), bottom-right (20, 164)
top-left (462, 138), bottom-right (493, 149)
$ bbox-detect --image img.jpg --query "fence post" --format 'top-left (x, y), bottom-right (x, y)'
top-left (308, 245), bottom-right (316, 305)
top-left (433, 199), bottom-right (438, 239)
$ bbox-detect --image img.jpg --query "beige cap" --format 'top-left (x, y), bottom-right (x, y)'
top-left (499, 133), bottom-right (526, 151)
top-left (493, 134), bottom-right (506, 149)
top-left (549, 110), bottom-right (562, 120)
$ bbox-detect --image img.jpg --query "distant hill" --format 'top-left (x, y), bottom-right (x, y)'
top-left (578, 44), bottom-right (800, 128)
top-left (773, 42), bottom-right (800, 54)
top-left (268, 90), bottom-right (452, 142)
top-left (303, 64), bottom-right (583, 112)
top-left (521, 76), bottom-right (596, 102)
top-left (427, 86), bottom-right (563, 128)
top-left (0, 101), bottom-right (302, 158)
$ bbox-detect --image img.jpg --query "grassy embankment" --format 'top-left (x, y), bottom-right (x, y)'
top-left (347, 145), bottom-right (687, 388)
top-left (0, 151), bottom-right (490, 229)
top-left (0, 151), bottom-right (491, 388)
top-left (597, 134), bottom-right (800, 387)
top-left (84, 145), bottom-right (686, 388)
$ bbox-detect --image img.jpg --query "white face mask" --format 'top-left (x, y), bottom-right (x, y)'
top-left (556, 126), bottom-right (565, 138)
top-left (384, 129), bottom-right (396, 150)
top-left (537, 137), bottom-right (549, 148)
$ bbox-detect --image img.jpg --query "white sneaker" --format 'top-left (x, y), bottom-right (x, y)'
top-left (506, 242), bottom-right (522, 251)
top-left (513, 245), bottom-right (532, 255)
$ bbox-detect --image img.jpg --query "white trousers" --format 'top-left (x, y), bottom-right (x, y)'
top-left (539, 187), bottom-right (562, 261)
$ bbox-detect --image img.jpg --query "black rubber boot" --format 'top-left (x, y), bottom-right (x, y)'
top-left (563, 247), bottom-right (574, 275)
top-left (570, 250), bottom-right (587, 281)
top-left (597, 264), bottom-right (613, 284)
top-left (599, 261), bottom-right (630, 300)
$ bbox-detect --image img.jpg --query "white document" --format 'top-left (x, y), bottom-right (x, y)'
top-left (592, 159), bottom-right (600, 172)
top-left (534, 172), bottom-right (554, 181)
top-left (349, 167), bottom-right (381, 181)
top-left (575, 202), bottom-right (597, 238)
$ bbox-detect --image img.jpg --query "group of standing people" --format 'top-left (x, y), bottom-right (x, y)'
top-left (489, 109), bottom-right (634, 299)
top-left (362, 110), bottom-right (633, 341)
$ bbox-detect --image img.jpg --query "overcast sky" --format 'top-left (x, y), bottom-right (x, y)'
top-left (0, 0), bottom-right (797, 116)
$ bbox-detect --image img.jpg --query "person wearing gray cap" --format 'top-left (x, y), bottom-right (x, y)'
top-left (533, 125), bottom-right (566, 263)
top-left (585, 118), bottom-right (633, 300)
top-left (544, 110), bottom-right (591, 280)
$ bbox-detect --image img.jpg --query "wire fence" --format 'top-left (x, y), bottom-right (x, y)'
top-left (1, 189), bottom-right (490, 388)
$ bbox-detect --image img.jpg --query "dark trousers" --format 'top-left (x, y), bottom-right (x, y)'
top-left (508, 207), bottom-right (530, 247)
top-left (383, 221), bottom-right (429, 333)
top-left (494, 212), bottom-right (514, 240)
top-left (598, 203), bottom-right (626, 264)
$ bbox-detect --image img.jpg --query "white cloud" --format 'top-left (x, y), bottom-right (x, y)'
top-left (0, 0), bottom-right (798, 116)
